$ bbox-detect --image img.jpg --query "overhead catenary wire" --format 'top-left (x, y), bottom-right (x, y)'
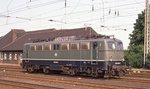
top-left (0, 1), bottom-right (144, 23)
top-left (0, 0), bottom-right (145, 35)
top-left (0, 0), bottom-right (65, 15)
top-left (0, 7), bottom-right (142, 27)
top-left (0, 0), bottom-right (144, 17)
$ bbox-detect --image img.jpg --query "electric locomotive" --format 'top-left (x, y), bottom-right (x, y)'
top-left (21, 36), bottom-right (127, 78)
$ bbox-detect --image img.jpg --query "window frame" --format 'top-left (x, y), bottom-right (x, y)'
top-left (80, 42), bottom-right (90, 50)
top-left (53, 44), bottom-right (60, 50)
top-left (61, 43), bottom-right (69, 50)
top-left (44, 44), bottom-right (51, 51)
top-left (107, 41), bottom-right (116, 50)
top-left (30, 45), bottom-right (36, 51)
top-left (70, 43), bottom-right (79, 50)
top-left (36, 45), bottom-right (43, 51)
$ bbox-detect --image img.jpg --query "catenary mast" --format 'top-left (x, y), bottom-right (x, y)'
top-left (144, 0), bottom-right (150, 67)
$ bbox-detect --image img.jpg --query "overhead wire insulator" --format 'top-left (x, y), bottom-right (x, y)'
top-left (92, 0), bottom-right (94, 12)
top-left (109, 9), bottom-right (111, 15)
top-left (118, 11), bottom-right (119, 16)
top-left (92, 6), bottom-right (94, 12)
top-left (65, 0), bottom-right (67, 8)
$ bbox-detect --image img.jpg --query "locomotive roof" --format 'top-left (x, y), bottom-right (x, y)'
top-left (24, 38), bottom-right (122, 45)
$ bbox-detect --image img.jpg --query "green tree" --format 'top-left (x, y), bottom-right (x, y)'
top-left (129, 11), bottom-right (144, 46)
top-left (125, 11), bottom-right (144, 68)
top-left (124, 45), bottom-right (143, 68)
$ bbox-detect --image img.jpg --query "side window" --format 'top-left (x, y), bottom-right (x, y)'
top-left (61, 43), bottom-right (69, 50)
top-left (36, 45), bottom-right (43, 51)
top-left (80, 42), bottom-right (90, 50)
top-left (70, 43), bottom-right (79, 50)
top-left (108, 42), bottom-right (115, 49)
top-left (99, 42), bottom-right (102, 48)
top-left (44, 44), bottom-right (51, 51)
top-left (30, 45), bottom-right (36, 51)
top-left (53, 44), bottom-right (60, 50)
top-left (116, 42), bottom-right (123, 50)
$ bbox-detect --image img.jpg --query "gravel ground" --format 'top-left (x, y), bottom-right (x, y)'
top-left (0, 84), bottom-right (28, 89)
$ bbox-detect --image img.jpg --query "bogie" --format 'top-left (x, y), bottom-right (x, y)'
top-left (27, 66), bottom-right (35, 73)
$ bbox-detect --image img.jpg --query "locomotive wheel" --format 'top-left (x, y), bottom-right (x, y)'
top-left (91, 73), bottom-right (99, 78)
top-left (118, 69), bottom-right (125, 76)
top-left (27, 66), bottom-right (34, 73)
top-left (68, 68), bottom-right (76, 76)
top-left (43, 68), bottom-right (50, 74)
top-left (91, 68), bottom-right (99, 78)
top-left (86, 68), bottom-right (91, 75)
top-left (99, 70), bottom-right (105, 78)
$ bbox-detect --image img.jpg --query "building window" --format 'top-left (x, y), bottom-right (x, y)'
top-left (80, 42), bottom-right (90, 50)
top-left (14, 53), bottom-right (17, 60)
top-left (70, 43), bottom-right (79, 50)
top-left (9, 53), bottom-right (12, 60)
top-left (20, 53), bottom-right (23, 60)
top-left (61, 43), bottom-right (69, 50)
top-left (4, 53), bottom-right (6, 60)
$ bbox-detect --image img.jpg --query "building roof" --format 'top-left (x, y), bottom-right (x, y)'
top-left (0, 36), bottom-right (3, 40)
top-left (0, 29), bottom-right (25, 50)
top-left (1, 27), bottom-right (98, 51)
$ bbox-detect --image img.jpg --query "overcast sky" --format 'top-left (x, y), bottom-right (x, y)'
top-left (0, 0), bottom-right (145, 49)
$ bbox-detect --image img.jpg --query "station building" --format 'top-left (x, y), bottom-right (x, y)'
top-left (0, 27), bottom-right (98, 64)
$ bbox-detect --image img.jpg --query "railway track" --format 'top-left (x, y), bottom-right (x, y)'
top-left (1, 66), bottom-right (150, 83)
top-left (0, 69), bottom-right (147, 89)
top-left (1, 67), bottom-right (150, 84)
top-left (0, 65), bottom-right (150, 89)
top-left (0, 78), bottom-right (60, 89)
top-left (0, 72), bottom-right (130, 89)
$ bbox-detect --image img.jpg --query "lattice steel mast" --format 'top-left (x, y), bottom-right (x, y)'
top-left (144, 0), bottom-right (149, 67)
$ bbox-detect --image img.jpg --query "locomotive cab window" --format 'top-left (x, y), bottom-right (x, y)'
top-left (99, 42), bottom-right (103, 49)
top-left (116, 42), bottom-right (123, 50)
top-left (93, 42), bottom-right (98, 49)
top-left (107, 42), bottom-right (115, 50)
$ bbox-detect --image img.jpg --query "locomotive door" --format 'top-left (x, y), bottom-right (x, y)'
top-left (91, 42), bottom-right (98, 64)
top-left (24, 45), bottom-right (30, 59)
